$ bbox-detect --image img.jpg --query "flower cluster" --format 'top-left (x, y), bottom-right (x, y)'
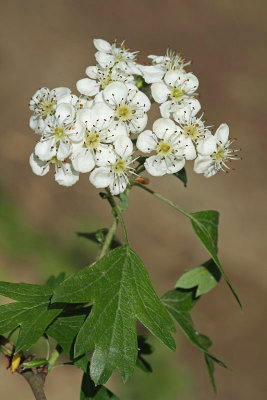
top-left (29, 39), bottom-right (239, 193)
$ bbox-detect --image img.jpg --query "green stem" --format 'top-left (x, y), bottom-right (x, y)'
top-left (48, 346), bottom-right (61, 372)
top-left (134, 183), bottom-right (191, 218)
top-left (104, 188), bottom-right (129, 244)
top-left (99, 217), bottom-right (118, 258)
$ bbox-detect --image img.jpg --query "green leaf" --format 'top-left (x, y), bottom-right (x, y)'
top-left (53, 245), bottom-right (176, 384)
top-left (174, 168), bottom-right (187, 187)
top-left (46, 273), bottom-right (66, 288)
top-left (117, 192), bottom-right (129, 211)
top-left (189, 211), bottom-right (241, 307)
top-left (136, 336), bottom-right (154, 373)
top-left (0, 282), bottom-right (53, 302)
top-left (162, 289), bottom-right (227, 392)
top-left (77, 229), bottom-right (121, 250)
top-left (205, 354), bottom-right (217, 393)
top-left (0, 282), bottom-right (62, 351)
top-left (0, 301), bottom-right (61, 351)
top-left (176, 259), bottom-right (221, 296)
top-left (162, 290), bottom-right (226, 363)
top-left (47, 307), bottom-right (90, 371)
top-left (81, 370), bottom-right (120, 400)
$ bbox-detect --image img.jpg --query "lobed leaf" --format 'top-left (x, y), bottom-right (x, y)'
top-left (47, 307), bottom-right (90, 371)
top-left (80, 370), bottom-right (120, 400)
top-left (176, 259), bottom-right (221, 296)
top-left (53, 245), bottom-right (176, 385)
top-left (189, 211), bottom-right (241, 307)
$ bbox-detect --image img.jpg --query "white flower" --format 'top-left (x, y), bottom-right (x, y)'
top-left (89, 135), bottom-right (135, 195)
top-left (29, 153), bottom-right (79, 186)
top-left (98, 81), bottom-right (151, 135)
top-left (194, 123), bottom-right (239, 177)
top-left (139, 49), bottom-right (190, 84)
top-left (175, 113), bottom-right (212, 158)
top-left (76, 65), bottom-right (134, 97)
top-left (29, 87), bottom-right (77, 133)
top-left (93, 39), bottom-right (139, 75)
top-left (34, 103), bottom-right (85, 162)
top-left (151, 70), bottom-right (200, 119)
top-left (136, 118), bottom-right (195, 176)
top-left (71, 103), bottom-right (122, 173)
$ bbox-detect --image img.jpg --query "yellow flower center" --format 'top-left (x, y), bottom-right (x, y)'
top-left (170, 87), bottom-right (185, 101)
top-left (212, 147), bottom-right (226, 163)
top-left (100, 76), bottom-right (113, 90)
top-left (115, 105), bottom-right (133, 121)
top-left (85, 132), bottom-right (100, 149)
top-left (53, 127), bottom-right (65, 140)
top-left (39, 99), bottom-right (56, 117)
top-left (156, 141), bottom-right (173, 156)
top-left (183, 124), bottom-right (199, 139)
top-left (49, 156), bottom-right (61, 165)
top-left (112, 159), bottom-right (127, 173)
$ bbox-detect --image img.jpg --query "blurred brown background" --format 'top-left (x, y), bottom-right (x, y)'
top-left (0, 0), bottom-right (266, 399)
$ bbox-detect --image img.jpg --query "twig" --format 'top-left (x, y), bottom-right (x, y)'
top-left (21, 370), bottom-right (47, 400)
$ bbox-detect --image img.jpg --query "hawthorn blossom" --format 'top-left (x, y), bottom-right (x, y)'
top-left (137, 118), bottom-right (196, 176)
top-left (194, 123), bottom-right (239, 177)
top-left (175, 113), bottom-right (212, 157)
top-left (97, 81), bottom-right (151, 135)
top-left (71, 103), bottom-right (123, 173)
top-left (76, 65), bottom-right (133, 97)
top-left (29, 87), bottom-right (77, 133)
top-left (89, 136), bottom-right (135, 195)
top-left (93, 39), bottom-right (139, 75)
top-left (139, 49), bottom-right (190, 84)
top-left (34, 103), bottom-right (85, 162)
top-left (151, 70), bottom-right (200, 119)
top-left (29, 153), bottom-right (79, 186)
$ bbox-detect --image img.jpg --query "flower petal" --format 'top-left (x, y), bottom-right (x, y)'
top-left (55, 164), bottom-right (79, 186)
top-left (194, 155), bottom-right (213, 174)
top-left (95, 145), bottom-right (116, 166)
top-left (197, 136), bottom-right (217, 156)
top-left (55, 103), bottom-right (75, 124)
top-left (182, 73), bottom-right (199, 93)
top-left (151, 82), bottom-right (169, 103)
top-left (53, 87), bottom-right (71, 100)
top-left (35, 137), bottom-right (56, 161)
top-left (89, 167), bottom-right (112, 188)
top-left (114, 135), bottom-right (133, 158)
top-left (29, 153), bottom-right (50, 176)
top-left (173, 98), bottom-right (201, 121)
top-left (110, 174), bottom-right (129, 195)
top-left (182, 138), bottom-right (197, 160)
top-left (165, 156), bottom-right (185, 174)
top-left (136, 130), bottom-right (157, 153)
top-left (130, 114), bottom-right (148, 133)
top-left (93, 39), bottom-right (112, 53)
top-left (67, 120), bottom-right (86, 143)
top-left (214, 123), bottom-right (229, 146)
top-left (106, 121), bottom-right (128, 141)
top-left (71, 148), bottom-right (95, 172)
top-left (127, 87), bottom-right (151, 112)
top-left (57, 139), bottom-right (72, 161)
top-left (164, 70), bottom-right (182, 86)
top-left (153, 118), bottom-right (176, 139)
top-left (103, 81), bottom-right (128, 106)
top-left (85, 65), bottom-right (99, 79)
top-left (159, 101), bottom-right (172, 118)
top-left (138, 65), bottom-right (165, 84)
top-left (95, 52), bottom-right (114, 68)
top-left (76, 78), bottom-right (99, 96)
top-left (145, 155), bottom-right (167, 176)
